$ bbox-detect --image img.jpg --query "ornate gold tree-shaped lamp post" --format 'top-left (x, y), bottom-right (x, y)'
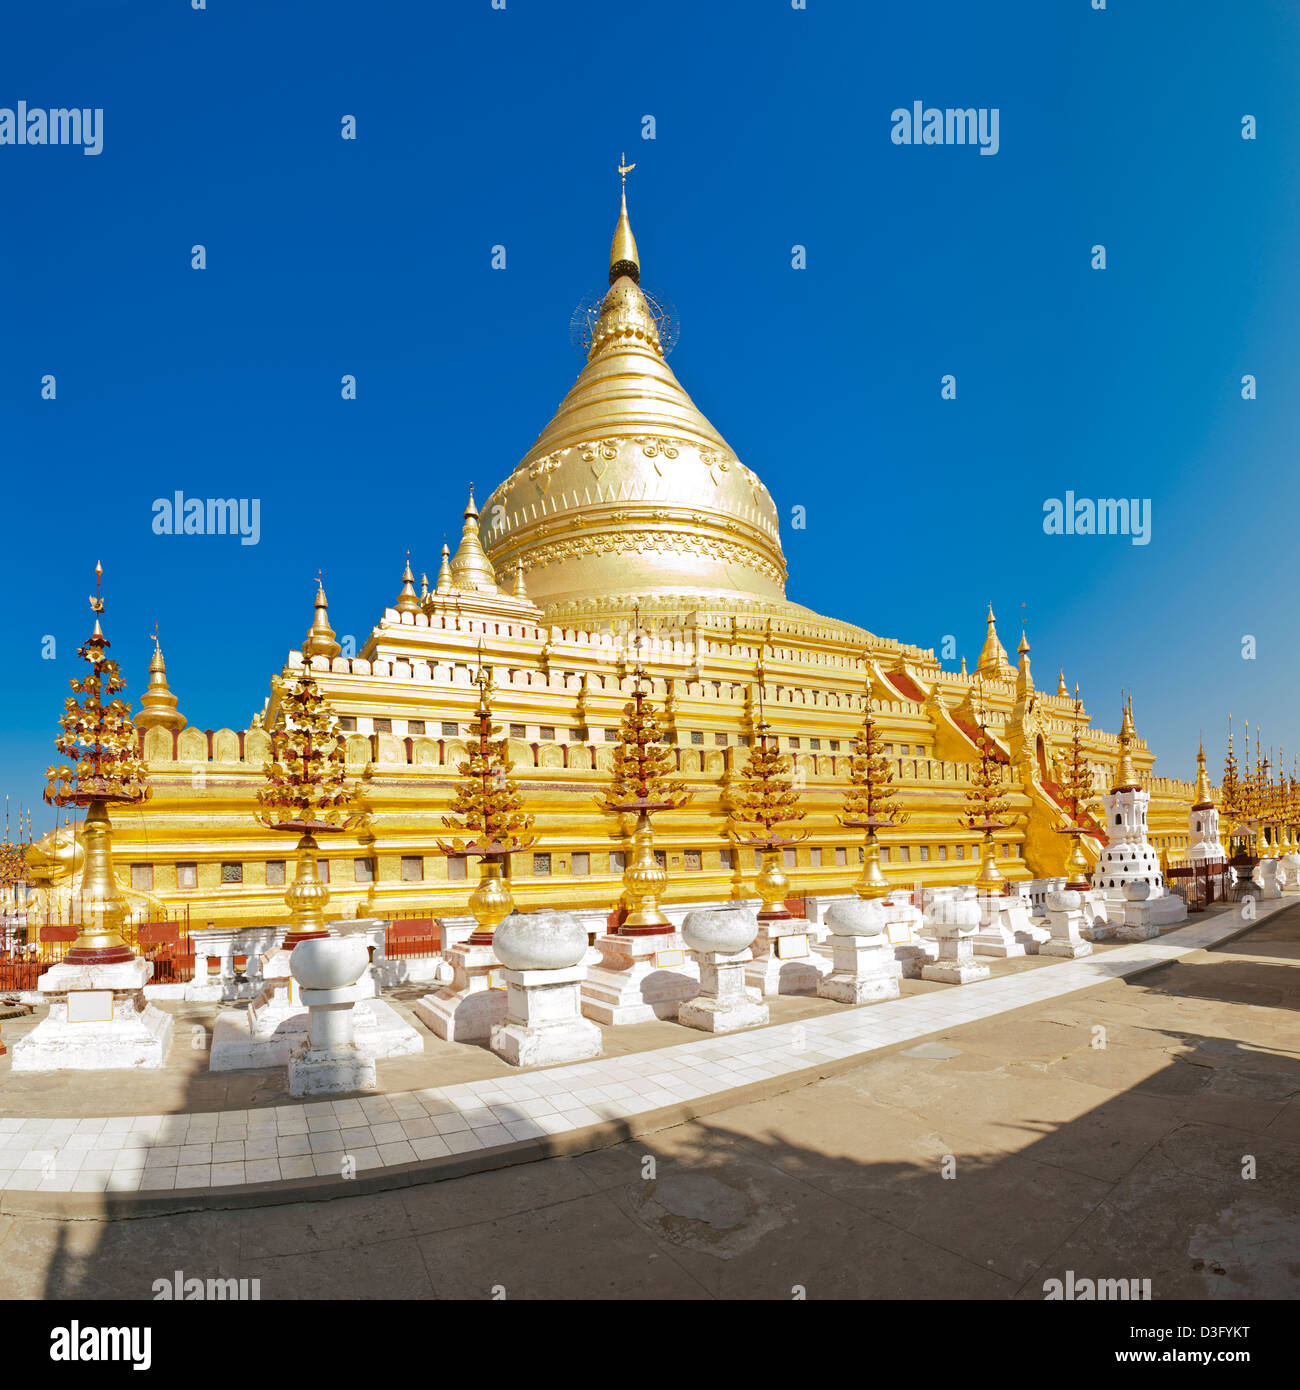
top-left (255, 665), bottom-right (357, 947)
top-left (964, 709), bottom-right (1013, 895)
top-left (838, 696), bottom-right (907, 900)
top-left (438, 655), bottom-right (537, 945)
top-left (43, 564), bottom-right (152, 964)
top-left (599, 622), bottom-right (691, 935)
top-left (726, 667), bottom-right (808, 921)
top-left (1221, 718), bottom-right (1244, 856)
top-left (1054, 685), bottom-right (1097, 891)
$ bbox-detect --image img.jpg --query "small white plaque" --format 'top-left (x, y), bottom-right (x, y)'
top-left (885, 921), bottom-right (913, 945)
top-left (67, 990), bottom-right (114, 1024)
top-left (776, 934), bottom-right (809, 960)
top-left (653, 949), bottom-right (685, 969)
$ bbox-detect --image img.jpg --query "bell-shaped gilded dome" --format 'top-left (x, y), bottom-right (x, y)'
top-left (481, 181), bottom-right (787, 612)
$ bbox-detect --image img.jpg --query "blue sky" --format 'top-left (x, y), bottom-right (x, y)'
top-left (2, 0), bottom-right (1298, 833)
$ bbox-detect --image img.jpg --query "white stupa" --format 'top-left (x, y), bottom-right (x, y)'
top-left (1186, 739), bottom-right (1227, 863)
top-left (1092, 698), bottom-right (1186, 924)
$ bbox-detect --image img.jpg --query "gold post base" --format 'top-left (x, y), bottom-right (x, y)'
top-left (467, 858), bottom-right (514, 944)
top-left (66, 798), bottom-right (135, 964)
top-left (620, 811), bottom-right (672, 936)
top-left (1064, 832), bottom-right (1091, 892)
top-left (853, 831), bottom-right (890, 900)
top-left (755, 847), bottom-right (792, 921)
top-left (975, 833), bottom-right (1006, 894)
top-left (283, 831), bottom-right (330, 948)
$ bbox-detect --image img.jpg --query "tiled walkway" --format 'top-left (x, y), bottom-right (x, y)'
top-left (0, 899), bottom-right (1282, 1199)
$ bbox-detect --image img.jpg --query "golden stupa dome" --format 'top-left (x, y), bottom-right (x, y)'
top-left (481, 172), bottom-right (787, 612)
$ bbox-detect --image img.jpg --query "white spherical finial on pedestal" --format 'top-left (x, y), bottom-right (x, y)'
top-left (287, 936), bottom-right (376, 1097)
top-left (824, 899), bottom-right (888, 938)
top-left (493, 910), bottom-right (589, 972)
top-left (489, 911), bottom-right (602, 1066)
top-left (818, 898), bottom-right (899, 1003)
top-left (678, 909), bottom-right (768, 1033)
top-left (681, 908), bottom-right (758, 956)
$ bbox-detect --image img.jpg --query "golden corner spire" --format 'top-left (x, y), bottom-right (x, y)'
top-left (435, 542), bottom-right (453, 595)
top-left (448, 484), bottom-right (498, 595)
top-left (395, 552), bottom-right (421, 616)
top-left (137, 624), bottom-right (187, 733)
top-left (609, 152), bottom-right (640, 285)
top-left (977, 603), bottom-right (1009, 677)
top-left (302, 573), bottom-right (342, 661)
top-left (1057, 668), bottom-right (1067, 697)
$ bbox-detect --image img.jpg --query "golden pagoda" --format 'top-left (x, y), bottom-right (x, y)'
top-left (135, 629), bottom-right (187, 733)
top-left (42, 164), bottom-right (1206, 927)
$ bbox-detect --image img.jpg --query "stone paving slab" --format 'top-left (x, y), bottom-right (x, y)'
top-left (0, 898), bottom-right (1284, 1212)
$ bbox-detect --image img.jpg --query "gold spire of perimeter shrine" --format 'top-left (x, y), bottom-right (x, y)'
top-left (1057, 668), bottom-right (1068, 697)
top-left (1113, 693), bottom-right (1140, 792)
top-left (136, 625), bottom-right (187, 732)
top-left (1194, 736), bottom-right (1213, 808)
top-left (1015, 623), bottom-right (1033, 697)
top-left (978, 604), bottom-right (1009, 676)
top-left (435, 543), bottom-right (453, 595)
top-left (609, 151), bottom-right (640, 284)
top-left (394, 553), bottom-right (421, 615)
top-left (302, 575), bottom-right (342, 660)
top-left (448, 485), bottom-right (498, 594)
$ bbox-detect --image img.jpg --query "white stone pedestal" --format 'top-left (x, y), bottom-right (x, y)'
top-left (1114, 881), bottom-right (1159, 941)
top-left (1039, 891), bottom-right (1094, 959)
top-left (491, 964), bottom-right (603, 1066)
top-left (1082, 891), bottom-right (1114, 942)
top-left (1254, 859), bottom-right (1281, 900)
top-left (210, 940), bottom-right (418, 1070)
top-left (921, 900), bottom-right (990, 985)
top-left (414, 941), bottom-right (506, 1042)
top-left (1278, 853), bottom-right (1300, 894)
top-left (816, 900), bottom-right (902, 1004)
top-left (287, 942), bottom-right (378, 1098)
top-left (680, 950), bottom-right (769, 1032)
top-left (12, 957), bottom-right (175, 1071)
top-left (186, 925), bottom-right (279, 1003)
top-left (818, 934), bottom-right (902, 1003)
top-left (896, 936), bottom-right (939, 978)
top-left (676, 908), bottom-right (768, 1034)
top-left (580, 932), bottom-right (700, 1025)
top-left (745, 919), bottom-right (830, 996)
top-left (971, 895), bottom-right (1027, 958)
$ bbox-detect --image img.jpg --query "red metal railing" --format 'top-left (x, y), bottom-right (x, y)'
top-left (0, 957), bottom-right (45, 991)
top-left (383, 918), bottom-right (441, 959)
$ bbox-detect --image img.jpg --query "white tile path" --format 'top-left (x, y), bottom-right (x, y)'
top-left (0, 899), bottom-right (1287, 1196)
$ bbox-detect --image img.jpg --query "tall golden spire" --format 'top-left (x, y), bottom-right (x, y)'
top-left (481, 167), bottom-right (787, 612)
top-left (1194, 736), bottom-right (1213, 807)
top-left (1113, 694), bottom-right (1139, 791)
top-left (394, 554), bottom-right (420, 615)
top-left (448, 485), bottom-right (499, 594)
top-left (609, 152), bottom-right (640, 285)
top-left (302, 576), bottom-right (342, 660)
top-left (1057, 668), bottom-right (1067, 697)
top-left (137, 627), bottom-right (187, 732)
top-left (977, 604), bottom-right (1009, 676)
top-left (1015, 624), bottom-right (1033, 697)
